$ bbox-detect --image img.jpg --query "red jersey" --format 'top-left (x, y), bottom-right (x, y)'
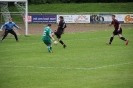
top-left (111, 19), bottom-right (120, 29)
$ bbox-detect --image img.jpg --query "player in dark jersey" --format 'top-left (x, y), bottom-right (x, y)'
top-left (106, 15), bottom-right (129, 45)
top-left (54, 16), bottom-right (67, 48)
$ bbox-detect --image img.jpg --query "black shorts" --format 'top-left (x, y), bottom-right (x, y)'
top-left (54, 31), bottom-right (62, 39)
top-left (113, 28), bottom-right (122, 35)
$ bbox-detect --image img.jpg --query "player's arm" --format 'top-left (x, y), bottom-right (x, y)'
top-left (51, 32), bottom-right (55, 37)
top-left (109, 23), bottom-right (112, 26)
top-left (62, 23), bottom-right (66, 34)
top-left (48, 30), bottom-right (55, 41)
top-left (55, 25), bottom-right (60, 32)
top-left (0, 23), bottom-right (7, 30)
top-left (58, 25), bottom-right (61, 29)
top-left (109, 21), bottom-right (113, 26)
top-left (62, 29), bottom-right (64, 34)
top-left (49, 34), bottom-right (55, 41)
top-left (55, 21), bottom-right (61, 32)
top-left (62, 27), bottom-right (65, 34)
top-left (117, 22), bottom-right (121, 31)
top-left (58, 21), bottom-right (62, 29)
top-left (13, 22), bottom-right (21, 29)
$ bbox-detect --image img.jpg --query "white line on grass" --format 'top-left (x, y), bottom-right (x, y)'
top-left (0, 62), bottom-right (132, 71)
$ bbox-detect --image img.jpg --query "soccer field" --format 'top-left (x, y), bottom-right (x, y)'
top-left (0, 28), bottom-right (133, 88)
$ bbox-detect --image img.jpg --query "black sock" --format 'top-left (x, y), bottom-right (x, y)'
top-left (120, 37), bottom-right (126, 41)
top-left (109, 37), bottom-right (114, 44)
top-left (59, 40), bottom-right (64, 45)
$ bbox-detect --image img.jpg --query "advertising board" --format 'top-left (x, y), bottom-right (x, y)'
top-left (57, 15), bottom-right (90, 23)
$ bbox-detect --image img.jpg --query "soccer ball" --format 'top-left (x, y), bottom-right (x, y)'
top-left (54, 41), bottom-right (58, 45)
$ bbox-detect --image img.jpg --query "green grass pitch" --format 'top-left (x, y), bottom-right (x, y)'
top-left (0, 28), bottom-right (133, 88)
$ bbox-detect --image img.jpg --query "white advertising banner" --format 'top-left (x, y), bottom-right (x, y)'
top-left (93, 14), bottom-right (125, 23)
top-left (57, 14), bottom-right (133, 23)
top-left (57, 15), bottom-right (90, 23)
top-left (115, 14), bottom-right (133, 23)
top-left (124, 14), bottom-right (133, 23)
top-left (101, 14), bottom-right (133, 23)
top-left (101, 14), bottom-right (112, 22)
top-left (115, 14), bottom-right (125, 22)
top-left (99, 14), bottom-right (112, 23)
top-left (57, 15), bottom-right (73, 23)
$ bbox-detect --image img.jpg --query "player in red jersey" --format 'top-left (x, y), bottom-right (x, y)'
top-left (106, 15), bottom-right (129, 45)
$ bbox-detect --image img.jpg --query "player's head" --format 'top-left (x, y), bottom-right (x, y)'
top-left (59, 16), bottom-right (64, 21)
top-left (9, 18), bottom-right (12, 23)
top-left (47, 23), bottom-right (51, 27)
top-left (112, 15), bottom-right (115, 20)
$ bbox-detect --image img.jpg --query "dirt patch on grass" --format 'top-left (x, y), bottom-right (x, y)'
top-left (0, 23), bottom-right (132, 35)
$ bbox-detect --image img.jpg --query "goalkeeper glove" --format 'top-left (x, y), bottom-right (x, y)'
top-left (18, 27), bottom-right (22, 30)
top-left (0, 29), bottom-right (2, 31)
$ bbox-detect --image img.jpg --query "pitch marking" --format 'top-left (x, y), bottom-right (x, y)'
top-left (0, 62), bottom-right (132, 71)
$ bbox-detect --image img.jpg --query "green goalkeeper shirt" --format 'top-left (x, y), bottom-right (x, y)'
top-left (42, 27), bottom-right (52, 41)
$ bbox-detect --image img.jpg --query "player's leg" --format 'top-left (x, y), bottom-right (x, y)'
top-left (118, 28), bottom-right (129, 45)
top-left (55, 32), bottom-right (66, 48)
top-left (10, 30), bottom-right (19, 41)
top-left (106, 33), bottom-right (115, 45)
top-left (58, 38), bottom-right (66, 48)
top-left (0, 30), bottom-right (9, 41)
top-left (47, 43), bottom-right (53, 53)
top-left (47, 45), bottom-right (52, 53)
top-left (118, 29), bottom-right (125, 40)
top-left (58, 36), bottom-right (66, 48)
top-left (43, 40), bottom-right (53, 53)
top-left (118, 34), bottom-right (129, 45)
top-left (45, 43), bottom-right (51, 52)
top-left (118, 34), bottom-right (126, 41)
top-left (49, 44), bottom-right (53, 53)
top-left (49, 39), bottom-right (53, 52)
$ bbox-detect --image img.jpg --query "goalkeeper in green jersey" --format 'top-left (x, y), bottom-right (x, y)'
top-left (42, 24), bottom-right (55, 53)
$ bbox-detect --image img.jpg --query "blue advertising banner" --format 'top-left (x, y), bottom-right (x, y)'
top-left (31, 14), bottom-right (57, 23)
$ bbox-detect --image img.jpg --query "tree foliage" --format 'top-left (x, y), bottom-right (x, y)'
top-left (9, 0), bottom-right (133, 5)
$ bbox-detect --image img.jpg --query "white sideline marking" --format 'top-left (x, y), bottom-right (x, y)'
top-left (0, 62), bottom-right (132, 71)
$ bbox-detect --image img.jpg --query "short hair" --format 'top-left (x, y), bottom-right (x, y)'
top-left (59, 16), bottom-right (64, 19)
top-left (9, 18), bottom-right (12, 20)
top-left (47, 23), bottom-right (51, 26)
top-left (112, 15), bottom-right (115, 17)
